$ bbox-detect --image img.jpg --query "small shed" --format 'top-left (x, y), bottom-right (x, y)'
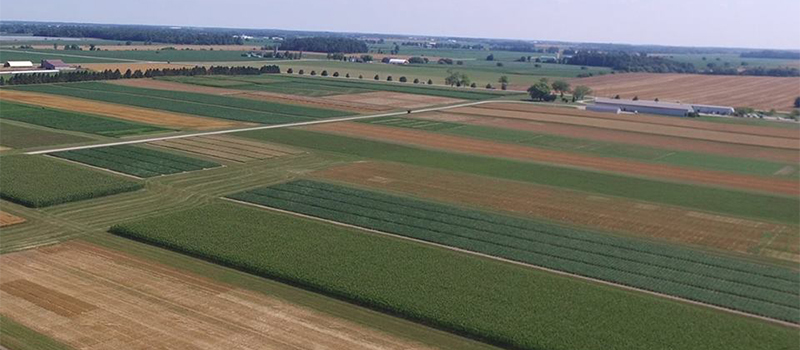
top-left (41, 59), bottom-right (71, 70)
top-left (4, 61), bottom-right (34, 68)
top-left (388, 58), bottom-right (409, 65)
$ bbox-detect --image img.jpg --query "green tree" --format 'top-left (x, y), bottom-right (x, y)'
top-left (310, 70), bottom-right (317, 76)
top-left (633, 96), bottom-right (639, 101)
top-left (485, 83), bottom-right (493, 89)
top-left (287, 68), bottom-right (293, 74)
top-left (321, 70), bottom-right (328, 76)
top-left (486, 54), bottom-right (494, 61)
top-left (333, 71), bottom-right (339, 77)
top-left (572, 85), bottom-right (592, 100)
top-left (498, 76), bottom-right (509, 90)
top-left (298, 69), bottom-right (304, 75)
top-left (387, 76), bottom-right (393, 81)
top-left (374, 74), bottom-right (380, 80)
top-left (470, 82), bottom-right (477, 88)
top-left (413, 78), bottom-right (420, 84)
top-left (551, 80), bottom-right (570, 97)
top-left (794, 97), bottom-right (800, 108)
top-left (445, 70), bottom-right (461, 86)
top-left (527, 78), bottom-right (553, 101)
top-left (399, 76), bottom-right (407, 83)
top-left (427, 79), bottom-right (433, 85)
top-left (53, 43), bottom-right (58, 50)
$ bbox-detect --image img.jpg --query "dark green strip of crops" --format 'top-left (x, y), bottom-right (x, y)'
top-left (228, 180), bottom-right (800, 323)
top-left (110, 202), bottom-right (799, 350)
top-left (0, 101), bottom-right (169, 137)
top-left (236, 128), bottom-right (800, 224)
top-left (52, 145), bottom-right (220, 178)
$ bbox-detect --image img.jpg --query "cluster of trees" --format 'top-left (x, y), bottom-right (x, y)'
top-left (489, 42), bottom-right (539, 52)
top-left (444, 70), bottom-right (471, 87)
top-left (566, 51), bottom-right (697, 73)
top-left (1, 23), bottom-right (243, 45)
top-left (526, 78), bottom-right (592, 102)
top-left (280, 37), bottom-right (367, 53)
top-left (741, 50), bottom-right (800, 60)
top-left (0, 65), bottom-right (280, 86)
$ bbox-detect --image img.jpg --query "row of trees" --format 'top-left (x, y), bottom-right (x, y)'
top-left (280, 37), bottom-right (367, 53)
top-left (741, 50), bottom-right (800, 60)
top-left (1, 23), bottom-right (243, 45)
top-left (527, 78), bottom-right (592, 102)
top-left (0, 65), bottom-right (280, 86)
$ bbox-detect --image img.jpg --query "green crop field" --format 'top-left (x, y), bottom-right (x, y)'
top-left (52, 145), bottom-right (221, 178)
top-left (109, 201), bottom-right (798, 350)
top-left (0, 49), bottom-right (128, 63)
top-left (229, 180), bottom-right (800, 323)
top-left (237, 128), bottom-right (799, 224)
top-left (0, 48), bottom-right (275, 62)
top-left (0, 120), bottom-right (95, 149)
top-left (0, 101), bottom-right (169, 137)
top-left (361, 117), bottom-right (797, 177)
top-left (0, 155), bottom-right (142, 207)
top-left (9, 83), bottom-right (345, 124)
top-left (0, 316), bottom-right (73, 350)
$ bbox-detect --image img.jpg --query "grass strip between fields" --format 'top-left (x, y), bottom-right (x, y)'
top-left (0, 315), bottom-right (74, 350)
top-left (235, 128), bottom-right (800, 224)
top-left (109, 201), bottom-right (799, 350)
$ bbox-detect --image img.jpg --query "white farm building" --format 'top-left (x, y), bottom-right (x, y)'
top-left (388, 58), bottom-right (409, 65)
top-left (3, 61), bottom-right (33, 68)
top-left (593, 97), bottom-right (734, 117)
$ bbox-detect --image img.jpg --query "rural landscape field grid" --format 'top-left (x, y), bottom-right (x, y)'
top-left (0, 9), bottom-right (799, 350)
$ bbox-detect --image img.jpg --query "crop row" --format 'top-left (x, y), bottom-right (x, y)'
top-left (1, 101), bottom-right (167, 137)
top-left (0, 155), bottom-right (142, 207)
top-left (109, 201), bottom-right (797, 350)
top-left (227, 180), bottom-right (800, 323)
top-left (52, 145), bottom-right (220, 178)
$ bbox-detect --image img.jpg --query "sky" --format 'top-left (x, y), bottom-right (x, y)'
top-left (1, 0), bottom-right (798, 50)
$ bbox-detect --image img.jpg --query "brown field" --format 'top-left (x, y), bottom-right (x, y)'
top-left (0, 90), bottom-right (244, 130)
top-left (324, 91), bottom-right (464, 109)
top-left (415, 112), bottom-right (800, 163)
top-left (566, 73), bottom-right (800, 111)
top-left (313, 161), bottom-right (800, 263)
top-left (483, 103), bottom-right (800, 139)
top-left (112, 78), bottom-right (387, 113)
top-left (0, 241), bottom-right (433, 350)
top-left (452, 106), bottom-right (799, 150)
top-left (150, 135), bottom-right (303, 163)
top-left (305, 122), bottom-right (799, 196)
top-left (0, 211), bottom-right (26, 227)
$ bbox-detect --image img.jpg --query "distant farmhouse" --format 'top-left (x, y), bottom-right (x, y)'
top-left (593, 97), bottom-right (734, 117)
top-left (41, 59), bottom-right (72, 70)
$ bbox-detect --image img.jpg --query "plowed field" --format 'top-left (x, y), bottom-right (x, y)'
top-left (0, 241), bottom-right (433, 350)
top-left (0, 90), bottom-right (242, 130)
top-left (324, 91), bottom-right (463, 109)
top-left (306, 122), bottom-right (799, 196)
top-left (568, 73), bottom-right (800, 111)
top-left (150, 135), bottom-right (303, 163)
top-left (312, 162), bottom-right (799, 263)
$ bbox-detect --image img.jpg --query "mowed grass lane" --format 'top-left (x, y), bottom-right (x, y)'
top-left (361, 117), bottom-right (797, 177)
top-left (1, 101), bottom-right (169, 137)
top-left (0, 155), bottom-right (142, 208)
top-left (229, 180), bottom-right (799, 323)
top-left (110, 201), bottom-right (798, 350)
top-left (9, 81), bottom-right (350, 125)
top-left (236, 128), bottom-right (799, 224)
top-left (52, 145), bottom-right (221, 178)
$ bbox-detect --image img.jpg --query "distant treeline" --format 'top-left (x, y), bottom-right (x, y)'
top-left (0, 23), bottom-right (243, 45)
top-left (705, 66), bottom-right (800, 77)
top-left (566, 51), bottom-right (697, 73)
top-left (741, 50), bottom-right (800, 60)
top-left (0, 65), bottom-right (280, 86)
top-left (280, 37), bottom-right (367, 53)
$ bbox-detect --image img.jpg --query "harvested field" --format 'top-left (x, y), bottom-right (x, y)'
top-left (150, 135), bottom-right (303, 163)
top-left (452, 106), bottom-right (799, 150)
top-left (0, 211), bottom-right (26, 227)
top-left (0, 90), bottom-right (241, 130)
top-left (115, 78), bottom-right (389, 113)
top-left (306, 122), bottom-right (799, 196)
top-left (0, 241), bottom-right (431, 350)
top-left (324, 91), bottom-right (464, 109)
top-left (416, 112), bottom-right (800, 163)
top-left (313, 162), bottom-right (800, 263)
top-left (567, 73), bottom-right (800, 111)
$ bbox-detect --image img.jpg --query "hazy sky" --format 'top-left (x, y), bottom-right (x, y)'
top-left (1, 0), bottom-right (798, 50)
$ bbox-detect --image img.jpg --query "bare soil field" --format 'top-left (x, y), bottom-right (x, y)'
top-left (0, 241), bottom-right (433, 350)
top-left (0, 211), bottom-right (26, 227)
top-left (150, 135), bottom-right (303, 163)
top-left (313, 161), bottom-right (799, 263)
top-left (482, 103), bottom-right (800, 139)
top-left (0, 90), bottom-right (243, 130)
top-left (566, 73), bottom-right (800, 111)
top-left (416, 112), bottom-right (800, 163)
top-left (324, 91), bottom-right (464, 109)
top-left (306, 122), bottom-right (799, 196)
top-left (452, 106), bottom-right (799, 150)
top-left (113, 78), bottom-right (387, 113)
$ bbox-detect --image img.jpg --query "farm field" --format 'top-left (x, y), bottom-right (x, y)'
top-left (306, 121), bottom-right (799, 196)
top-left (109, 201), bottom-right (798, 350)
top-left (0, 89), bottom-right (241, 130)
top-left (229, 180), bottom-right (800, 322)
top-left (0, 121), bottom-right (95, 149)
top-left (360, 116), bottom-right (797, 177)
top-left (0, 48), bottom-right (277, 62)
top-left (0, 211), bottom-right (26, 227)
top-left (52, 145), bottom-right (221, 178)
top-left (570, 73), bottom-right (800, 111)
top-left (312, 161), bottom-right (800, 263)
top-left (9, 81), bottom-right (351, 124)
top-left (150, 135), bottom-right (303, 163)
top-left (0, 241), bottom-right (437, 350)
top-left (0, 315), bottom-right (71, 350)
top-left (1, 101), bottom-right (168, 137)
top-left (238, 128), bottom-right (799, 224)
top-left (0, 155), bottom-right (143, 208)
top-left (0, 48), bottom-right (129, 63)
